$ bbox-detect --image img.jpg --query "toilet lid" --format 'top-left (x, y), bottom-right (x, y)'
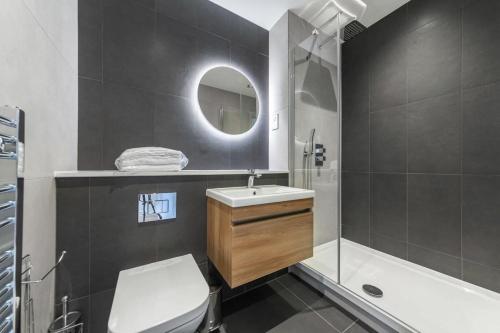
top-left (108, 254), bottom-right (209, 333)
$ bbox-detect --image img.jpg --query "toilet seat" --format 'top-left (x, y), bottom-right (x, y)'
top-left (108, 254), bottom-right (209, 333)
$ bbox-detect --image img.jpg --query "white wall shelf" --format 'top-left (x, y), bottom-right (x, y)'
top-left (54, 169), bottom-right (289, 178)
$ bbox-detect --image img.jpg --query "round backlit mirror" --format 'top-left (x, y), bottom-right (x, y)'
top-left (198, 66), bottom-right (259, 135)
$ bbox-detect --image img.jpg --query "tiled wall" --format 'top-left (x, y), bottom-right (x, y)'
top-left (55, 173), bottom-right (288, 331)
top-left (1, 0), bottom-right (78, 330)
top-left (342, 0), bottom-right (500, 293)
top-left (78, 0), bottom-right (269, 170)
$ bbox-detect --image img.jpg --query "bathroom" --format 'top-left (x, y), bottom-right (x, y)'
top-left (1, 0), bottom-right (499, 332)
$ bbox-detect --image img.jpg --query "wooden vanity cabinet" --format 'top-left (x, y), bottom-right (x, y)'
top-left (207, 198), bottom-right (313, 288)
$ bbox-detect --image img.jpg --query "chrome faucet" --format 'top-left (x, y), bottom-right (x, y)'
top-left (248, 169), bottom-right (262, 188)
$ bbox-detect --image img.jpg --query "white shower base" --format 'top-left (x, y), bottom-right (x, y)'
top-left (298, 239), bottom-right (500, 333)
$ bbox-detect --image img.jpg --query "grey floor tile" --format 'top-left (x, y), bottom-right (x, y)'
top-left (276, 274), bottom-right (357, 332)
top-left (222, 281), bottom-right (337, 333)
top-left (345, 320), bottom-right (378, 333)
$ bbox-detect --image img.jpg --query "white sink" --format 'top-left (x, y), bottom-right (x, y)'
top-left (206, 185), bottom-right (315, 207)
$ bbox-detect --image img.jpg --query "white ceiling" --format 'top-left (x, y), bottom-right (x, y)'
top-left (208, 0), bottom-right (409, 30)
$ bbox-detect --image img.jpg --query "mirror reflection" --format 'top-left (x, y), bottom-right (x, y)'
top-left (198, 67), bottom-right (259, 135)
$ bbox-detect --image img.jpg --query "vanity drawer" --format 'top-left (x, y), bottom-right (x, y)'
top-left (232, 198), bottom-right (313, 223)
top-left (231, 211), bottom-right (313, 287)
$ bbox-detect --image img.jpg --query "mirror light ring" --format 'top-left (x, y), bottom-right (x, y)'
top-left (193, 63), bottom-right (263, 141)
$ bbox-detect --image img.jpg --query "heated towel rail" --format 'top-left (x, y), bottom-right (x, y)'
top-left (0, 105), bottom-right (24, 333)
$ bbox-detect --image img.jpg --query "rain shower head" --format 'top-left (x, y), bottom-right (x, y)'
top-left (331, 0), bottom-right (367, 20)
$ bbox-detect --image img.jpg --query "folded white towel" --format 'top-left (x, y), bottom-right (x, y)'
top-left (115, 147), bottom-right (189, 171)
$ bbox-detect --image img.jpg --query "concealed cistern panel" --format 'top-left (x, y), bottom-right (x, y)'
top-left (138, 192), bottom-right (176, 223)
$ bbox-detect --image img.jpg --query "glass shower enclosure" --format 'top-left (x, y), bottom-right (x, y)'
top-left (288, 10), bottom-right (416, 333)
top-left (289, 13), bottom-right (343, 284)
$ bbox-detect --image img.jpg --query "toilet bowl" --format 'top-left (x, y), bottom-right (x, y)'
top-left (108, 254), bottom-right (209, 333)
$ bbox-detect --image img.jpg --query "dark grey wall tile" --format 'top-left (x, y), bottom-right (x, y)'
top-left (463, 81), bottom-right (500, 174)
top-left (156, 177), bottom-right (206, 263)
top-left (101, 83), bottom-right (154, 169)
top-left (407, 13), bottom-right (460, 102)
top-left (370, 106), bottom-right (407, 172)
top-left (407, 0), bottom-right (463, 32)
top-left (196, 28), bottom-right (231, 67)
top-left (154, 13), bottom-right (198, 98)
top-left (368, 5), bottom-right (409, 47)
top-left (79, 0), bottom-right (102, 27)
top-left (79, 19), bottom-right (102, 80)
top-left (407, 93), bottom-right (460, 173)
top-left (78, 78), bottom-right (103, 170)
top-left (342, 172), bottom-right (370, 246)
top-left (371, 173), bottom-right (407, 241)
top-left (89, 177), bottom-right (158, 292)
top-left (156, 0), bottom-right (199, 27)
top-left (462, 0), bottom-right (500, 88)
top-left (153, 94), bottom-right (201, 168)
top-left (343, 112), bottom-right (369, 172)
top-left (371, 233), bottom-right (407, 260)
top-left (102, 0), bottom-right (156, 91)
top-left (462, 175), bottom-right (500, 269)
top-left (80, 0), bottom-right (269, 170)
top-left (56, 179), bottom-right (90, 300)
top-left (408, 174), bottom-right (461, 257)
top-left (90, 289), bottom-right (115, 332)
top-left (369, 36), bottom-right (407, 111)
top-left (463, 260), bottom-right (500, 294)
top-left (408, 244), bottom-right (461, 278)
top-left (134, 0), bottom-right (155, 10)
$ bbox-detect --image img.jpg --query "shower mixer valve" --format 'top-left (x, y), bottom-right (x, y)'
top-left (315, 144), bottom-right (326, 167)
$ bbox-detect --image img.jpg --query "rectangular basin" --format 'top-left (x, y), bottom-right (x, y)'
top-left (206, 185), bottom-right (315, 207)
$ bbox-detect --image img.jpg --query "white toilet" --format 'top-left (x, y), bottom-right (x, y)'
top-left (108, 254), bottom-right (210, 333)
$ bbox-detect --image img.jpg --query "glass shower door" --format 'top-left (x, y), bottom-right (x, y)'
top-left (290, 15), bottom-right (342, 284)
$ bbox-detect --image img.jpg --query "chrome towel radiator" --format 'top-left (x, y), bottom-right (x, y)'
top-left (0, 106), bottom-right (24, 333)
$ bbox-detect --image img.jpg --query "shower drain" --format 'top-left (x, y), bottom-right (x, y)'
top-left (362, 284), bottom-right (383, 298)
